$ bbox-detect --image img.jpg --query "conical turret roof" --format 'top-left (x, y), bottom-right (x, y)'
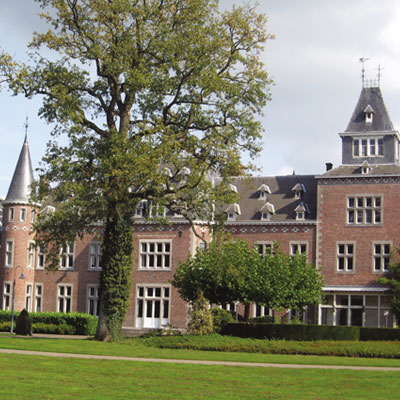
top-left (345, 87), bottom-right (394, 133)
top-left (4, 135), bottom-right (34, 205)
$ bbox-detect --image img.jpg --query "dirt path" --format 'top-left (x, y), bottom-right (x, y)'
top-left (0, 348), bottom-right (399, 371)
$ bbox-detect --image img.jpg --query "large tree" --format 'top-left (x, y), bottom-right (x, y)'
top-left (0, 0), bottom-right (271, 340)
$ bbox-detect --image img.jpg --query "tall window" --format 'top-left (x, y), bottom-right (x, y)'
top-left (5, 241), bottom-right (13, 267)
top-left (89, 242), bottom-right (102, 270)
top-left (347, 196), bottom-right (382, 225)
top-left (34, 284), bottom-right (43, 312)
top-left (25, 284), bottom-right (32, 312)
top-left (30, 209), bottom-right (36, 223)
top-left (87, 285), bottom-right (99, 316)
top-left (290, 242), bottom-right (308, 257)
top-left (337, 243), bottom-right (354, 272)
top-left (58, 285), bottom-right (72, 313)
top-left (140, 241), bottom-right (171, 269)
top-left (60, 243), bottom-right (74, 269)
top-left (37, 245), bottom-right (45, 269)
top-left (373, 243), bottom-right (391, 272)
top-left (353, 138), bottom-right (383, 157)
top-left (3, 283), bottom-right (11, 310)
top-left (20, 208), bottom-right (26, 222)
top-left (27, 242), bottom-right (35, 269)
top-left (9, 207), bottom-right (14, 222)
top-left (136, 286), bottom-right (170, 329)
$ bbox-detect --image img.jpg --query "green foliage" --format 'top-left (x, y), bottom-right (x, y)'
top-left (187, 293), bottom-right (214, 336)
top-left (0, 0), bottom-right (272, 340)
top-left (15, 309), bottom-right (32, 335)
top-left (0, 311), bottom-right (97, 335)
top-left (211, 308), bottom-right (235, 333)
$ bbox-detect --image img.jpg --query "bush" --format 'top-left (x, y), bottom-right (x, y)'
top-left (211, 308), bottom-right (235, 332)
top-left (249, 315), bottom-right (275, 324)
top-left (187, 293), bottom-right (214, 336)
top-left (221, 323), bottom-right (361, 341)
top-left (0, 311), bottom-right (97, 335)
top-left (15, 309), bottom-right (32, 335)
top-left (0, 321), bottom-right (11, 332)
top-left (32, 323), bottom-right (75, 335)
top-left (360, 327), bottom-right (400, 341)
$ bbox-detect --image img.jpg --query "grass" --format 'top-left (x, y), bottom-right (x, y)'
top-left (1, 352), bottom-right (400, 400)
top-left (1, 333), bottom-right (400, 368)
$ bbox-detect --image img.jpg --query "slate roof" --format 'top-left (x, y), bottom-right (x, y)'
top-left (215, 175), bottom-right (317, 222)
top-left (345, 87), bottom-right (394, 133)
top-left (4, 135), bottom-right (35, 205)
top-left (320, 164), bottom-right (400, 178)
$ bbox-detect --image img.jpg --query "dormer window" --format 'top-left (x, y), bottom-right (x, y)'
top-left (257, 184), bottom-right (271, 200)
top-left (135, 200), bottom-right (148, 218)
top-left (228, 184), bottom-right (238, 193)
top-left (291, 183), bottom-right (306, 199)
top-left (361, 161), bottom-right (372, 175)
top-left (260, 202), bottom-right (275, 221)
top-left (225, 203), bottom-right (241, 221)
top-left (364, 105), bottom-right (374, 124)
top-left (294, 202), bottom-right (309, 221)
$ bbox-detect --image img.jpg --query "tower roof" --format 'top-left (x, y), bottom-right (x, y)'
top-left (4, 135), bottom-right (35, 205)
top-left (345, 87), bottom-right (394, 133)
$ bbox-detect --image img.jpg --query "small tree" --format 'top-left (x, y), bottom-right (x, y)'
top-left (15, 309), bottom-right (32, 336)
top-left (187, 292), bottom-right (214, 336)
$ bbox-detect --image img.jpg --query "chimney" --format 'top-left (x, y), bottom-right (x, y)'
top-left (325, 163), bottom-right (333, 171)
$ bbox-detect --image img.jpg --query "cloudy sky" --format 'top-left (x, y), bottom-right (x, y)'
top-left (1, 0), bottom-right (400, 197)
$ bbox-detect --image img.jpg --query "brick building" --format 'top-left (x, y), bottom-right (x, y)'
top-left (0, 83), bottom-right (397, 330)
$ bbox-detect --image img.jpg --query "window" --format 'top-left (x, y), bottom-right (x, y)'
top-left (87, 285), bottom-right (99, 316)
top-left (34, 284), bottom-right (43, 312)
top-left (58, 285), bottom-right (72, 313)
top-left (254, 304), bottom-right (270, 318)
top-left (347, 196), bottom-right (382, 225)
top-left (353, 138), bottom-right (383, 157)
top-left (6, 241), bottom-right (13, 267)
top-left (136, 285), bottom-right (170, 329)
top-left (37, 245), bottom-right (45, 269)
top-left (290, 242), bottom-right (308, 257)
top-left (256, 242), bottom-right (273, 255)
top-left (25, 284), bottom-right (32, 312)
top-left (337, 243), bottom-right (354, 272)
top-left (20, 208), bottom-right (26, 222)
top-left (140, 241), bottom-right (171, 269)
top-left (89, 242), bottom-right (102, 270)
top-left (27, 242), bottom-right (35, 269)
top-left (3, 283), bottom-right (11, 310)
top-left (60, 243), bottom-right (74, 269)
top-left (373, 243), bottom-right (391, 272)
top-left (9, 207), bottom-right (14, 222)
top-left (31, 210), bottom-right (36, 223)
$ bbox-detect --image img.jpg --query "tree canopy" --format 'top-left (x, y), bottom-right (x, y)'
top-left (0, 0), bottom-right (272, 340)
top-left (172, 238), bottom-right (324, 317)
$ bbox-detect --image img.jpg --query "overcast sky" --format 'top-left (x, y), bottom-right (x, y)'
top-left (1, 0), bottom-right (400, 197)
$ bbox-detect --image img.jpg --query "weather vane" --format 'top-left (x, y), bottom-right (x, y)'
top-left (23, 116), bottom-right (29, 137)
top-left (359, 57), bottom-right (370, 87)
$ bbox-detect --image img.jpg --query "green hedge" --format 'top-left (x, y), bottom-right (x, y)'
top-left (220, 323), bottom-right (400, 341)
top-left (0, 311), bottom-right (97, 335)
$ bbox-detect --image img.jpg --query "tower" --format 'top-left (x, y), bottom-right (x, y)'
top-left (0, 135), bottom-right (36, 311)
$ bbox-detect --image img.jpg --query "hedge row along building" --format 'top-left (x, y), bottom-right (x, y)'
top-left (0, 83), bottom-right (398, 331)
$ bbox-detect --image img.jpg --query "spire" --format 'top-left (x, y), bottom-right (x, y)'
top-left (344, 87), bottom-right (394, 133)
top-left (4, 135), bottom-right (35, 205)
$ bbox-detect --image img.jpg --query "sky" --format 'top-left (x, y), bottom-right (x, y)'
top-left (1, 0), bottom-right (400, 197)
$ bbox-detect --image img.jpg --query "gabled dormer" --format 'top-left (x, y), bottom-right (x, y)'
top-left (294, 202), bottom-right (309, 221)
top-left (259, 202), bottom-right (275, 221)
top-left (291, 183), bottom-right (306, 199)
top-left (257, 184), bottom-right (271, 200)
top-left (225, 203), bottom-right (241, 221)
top-left (339, 86), bottom-right (400, 166)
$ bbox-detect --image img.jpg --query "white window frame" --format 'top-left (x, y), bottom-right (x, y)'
top-left (27, 241), bottom-right (35, 269)
top-left (25, 283), bottom-right (33, 312)
top-left (36, 245), bottom-right (46, 269)
top-left (20, 208), bottom-right (26, 222)
top-left (373, 242), bottom-right (391, 273)
top-left (347, 196), bottom-right (382, 225)
top-left (337, 242), bottom-right (355, 272)
top-left (2, 282), bottom-right (11, 310)
top-left (87, 284), bottom-right (99, 316)
top-left (34, 283), bottom-right (43, 312)
top-left (57, 284), bottom-right (72, 313)
top-left (30, 209), bottom-right (36, 223)
top-left (139, 240), bottom-right (172, 270)
top-left (290, 242), bottom-right (308, 258)
top-left (60, 243), bottom-right (75, 269)
top-left (353, 137), bottom-right (383, 157)
top-left (253, 303), bottom-right (271, 318)
top-left (89, 241), bottom-right (102, 270)
top-left (5, 240), bottom-right (14, 267)
top-left (256, 242), bottom-right (273, 255)
top-left (9, 207), bottom-right (14, 222)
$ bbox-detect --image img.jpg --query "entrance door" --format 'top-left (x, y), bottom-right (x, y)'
top-left (136, 286), bottom-right (170, 329)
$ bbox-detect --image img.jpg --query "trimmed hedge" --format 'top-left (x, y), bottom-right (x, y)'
top-left (221, 322), bottom-right (400, 341)
top-left (0, 311), bottom-right (97, 335)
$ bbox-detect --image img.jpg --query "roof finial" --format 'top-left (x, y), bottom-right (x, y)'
top-left (377, 64), bottom-right (383, 87)
top-left (359, 57), bottom-right (370, 87)
top-left (23, 116), bottom-right (29, 138)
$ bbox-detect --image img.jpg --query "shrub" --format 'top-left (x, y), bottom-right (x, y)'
top-left (211, 308), bottom-right (235, 332)
top-left (15, 309), bottom-right (32, 335)
top-left (0, 321), bottom-right (11, 332)
top-left (32, 323), bottom-right (75, 335)
top-left (360, 327), bottom-right (400, 341)
top-left (187, 293), bottom-right (214, 336)
top-left (249, 315), bottom-right (275, 324)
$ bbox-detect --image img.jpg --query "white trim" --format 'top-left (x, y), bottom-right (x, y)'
top-left (323, 286), bottom-right (389, 292)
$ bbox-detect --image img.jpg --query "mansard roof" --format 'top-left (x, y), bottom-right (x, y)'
top-left (215, 175), bottom-right (317, 222)
top-left (4, 135), bottom-right (35, 205)
top-left (344, 87), bottom-right (394, 133)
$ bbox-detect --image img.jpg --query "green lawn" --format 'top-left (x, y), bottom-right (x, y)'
top-left (0, 353), bottom-right (399, 400)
